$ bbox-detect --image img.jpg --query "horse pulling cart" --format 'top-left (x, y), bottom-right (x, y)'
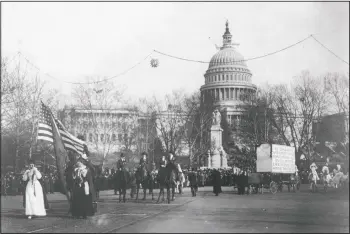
top-left (248, 144), bottom-right (299, 195)
top-left (247, 172), bottom-right (300, 194)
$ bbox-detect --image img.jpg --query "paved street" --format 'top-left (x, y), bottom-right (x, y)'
top-left (1, 185), bottom-right (349, 233)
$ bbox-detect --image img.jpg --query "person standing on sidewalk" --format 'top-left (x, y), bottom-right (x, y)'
top-left (22, 160), bottom-right (46, 219)
top-left (188, 168), bottom-right (199, 197)
top-left (212, 168), bottom-right (222, 196)
top-left (129, 168), bottom-right (137, 198)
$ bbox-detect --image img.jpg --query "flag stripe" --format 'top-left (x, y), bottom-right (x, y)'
top-left (38, 129), bottom-right (53, 137)
top-left (38, 123), bottom-right (52, 130)
top-left (37, 102), bottom-right (86, 155)
top-left (37, 132), bottom-right (54, 139)
top-left (37, 136), bottom-right (54, 143)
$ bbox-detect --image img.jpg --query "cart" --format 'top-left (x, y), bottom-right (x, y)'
top-left (253, 144), bottom-right (299, 194)
top-left (247, 172), bottom-right (300, 194)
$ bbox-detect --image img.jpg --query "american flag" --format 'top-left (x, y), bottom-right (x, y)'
top-left (37, 102), bottom-right (86, 155)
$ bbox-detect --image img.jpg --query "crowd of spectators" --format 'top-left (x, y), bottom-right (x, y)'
top-left (1, 170), bottom-right (60, 196)
top-left (2, 164), bottom-right (347, 196)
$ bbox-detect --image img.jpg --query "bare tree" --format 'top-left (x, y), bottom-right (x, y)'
top-left (268, 71), bottom-right (330, 164)
top-left (182, 91), bottom-right (216, 167)
top-left (324, 72), bottom-right (349, 114)
top-left (144, 90), bottom-right (192, 157)
top-left (71, 77), bottom-right (126, 169)
top-left (1, 56), bottom-right (51, 171)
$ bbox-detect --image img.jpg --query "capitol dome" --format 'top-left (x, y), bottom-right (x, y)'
top-left (208, 47), bottom-right (247, 69)
top-left (200, 20), bottom-right (257, 110)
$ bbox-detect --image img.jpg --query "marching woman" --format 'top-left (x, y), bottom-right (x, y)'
top-left (71, 155), bottom-right (96, 219)
top-left (22, 160), bottom-right (46, 219)
top-left (212, 168), bottom-right (222, 196)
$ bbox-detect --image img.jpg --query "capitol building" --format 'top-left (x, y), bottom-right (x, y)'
top-left (200, 21), bottom-right (257, 139)
top-left (58, 21), bottom-right (257, 168)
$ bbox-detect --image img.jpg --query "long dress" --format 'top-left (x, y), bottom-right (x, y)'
top-left (22, 169), bottom-right (46, 217)
top-left (71, 166), bottom-right (96, 218)
top-left (212, 170), bottom-right (222, 195)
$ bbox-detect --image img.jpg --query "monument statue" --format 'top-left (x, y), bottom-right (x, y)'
top-left (212, 109), bottom-right (221, 126)
top-left (206, 109), bottom-right (229, 169)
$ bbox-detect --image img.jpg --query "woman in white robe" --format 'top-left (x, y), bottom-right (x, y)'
top-left (22, 160), bottom-right (46, 219)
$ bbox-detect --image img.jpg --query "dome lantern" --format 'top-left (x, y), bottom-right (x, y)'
top-left (222, 20), bottom-right (240, 49)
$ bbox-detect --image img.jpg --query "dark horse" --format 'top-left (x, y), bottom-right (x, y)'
top-left (135, 164), bottom-right (149, 201)
top-left (157, 162), bottom-right (179, 204)
top-left (114, 165), bottom-right (129, 203)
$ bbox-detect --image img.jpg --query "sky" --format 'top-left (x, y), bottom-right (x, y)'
top-left (2, 2), bottom-right (349, 107)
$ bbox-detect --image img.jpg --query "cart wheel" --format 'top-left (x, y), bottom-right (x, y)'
top-left (270, 181), bottom-right (277, 194)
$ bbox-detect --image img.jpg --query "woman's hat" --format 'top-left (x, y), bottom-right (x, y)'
top-left (28, 159), bottom-right (35, 165)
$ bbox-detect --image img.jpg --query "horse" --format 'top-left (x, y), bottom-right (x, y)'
top-left (320, 172), bottom-right (331, 192)
top-left (148, 169), bottom-right (157, 200)
top-left (332, 172), bottom-right (348, 189)
top-left (163, 162), bottom-right (179, 203)
top-left (156, 166), bottom-right (167, 203)
top-left (135, 164), bottom-right (149, 201)
top-left (114, 164), bottom-right (129, 203)
top-left (308, 172), bottom-right (319, 193)
top-left (288, 172), bottom-right (300, 192)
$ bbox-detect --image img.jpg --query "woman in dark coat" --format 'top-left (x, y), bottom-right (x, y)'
top-left (212, 168), bottom-right (222, 196)
top-left (70, 157), bottom-right (96, 219)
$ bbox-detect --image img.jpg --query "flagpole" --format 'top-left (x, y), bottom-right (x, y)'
top-left (50, 113), bottom-right (71, 211)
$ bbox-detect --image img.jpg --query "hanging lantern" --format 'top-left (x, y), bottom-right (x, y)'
top-left (150, 58), bottom-right (159, 68)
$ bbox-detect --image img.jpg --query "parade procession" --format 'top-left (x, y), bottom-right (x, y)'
top-left (1, 2), bottom-right (349, 233)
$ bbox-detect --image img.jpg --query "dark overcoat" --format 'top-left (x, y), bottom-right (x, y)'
top-left (212, 169), bottom-right (222, 194)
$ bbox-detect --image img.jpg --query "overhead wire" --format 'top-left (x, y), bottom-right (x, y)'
top-left (153, 35), bottom-right (313, 64)
top-left (310, 35), bottom-right (349, 65)
top-left (10, 32), bottom-right (348, 86)
top-left (16, 51), bottom-right (154, 85)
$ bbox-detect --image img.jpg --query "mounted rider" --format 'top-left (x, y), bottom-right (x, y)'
top-left (166, 152), bottom-right (180, 183)
top-left (139, 152), bottom-right (148, 169)
top-left (114, 153), bottom-right (129, 203)
top-left (165, 152), bottom-right (180, 202)
top-left (309, 162), bottom-right (320, 189)
top-left (117, 153), bottom-right (127, 171)
top-left (160, 155), bottom-right (167, 168)
top-left (135, 152), bottom-right (150, 200)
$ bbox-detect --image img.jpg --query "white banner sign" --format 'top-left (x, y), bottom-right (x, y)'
top-left (271, 144), bottom-right (295, 173)
top-left (256, 144), bottom-right (272, 172)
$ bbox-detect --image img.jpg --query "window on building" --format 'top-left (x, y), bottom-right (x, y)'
top-left (106, 134), bottom-right (110, 142)
top-left (118, 134), bottom-right (122, 142)
top-left (112, 134), bottom-right (116, 141)
top-left (95, 134), bottom-right (98, 142)
top-left (101, 134), bottom-right (104, 142)
top-left (89, 133), bottom-right (93, 142)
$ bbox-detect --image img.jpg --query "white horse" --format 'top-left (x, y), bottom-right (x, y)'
top-left (332, 172), bottom-right (348, 188)
top-left (309, 171), bottom-right (320, 192)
